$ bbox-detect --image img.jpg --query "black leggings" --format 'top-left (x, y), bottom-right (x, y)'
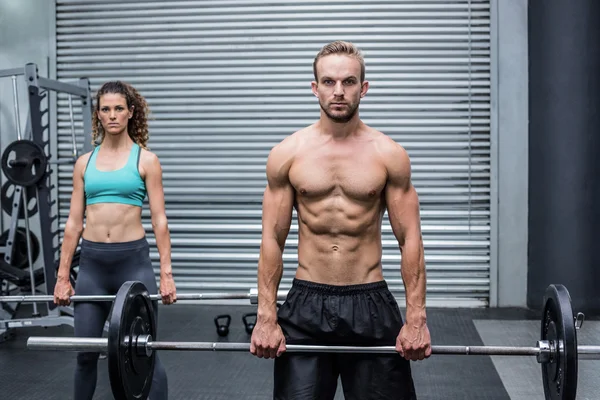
top-left (73, 237), bottom-right (168, 400)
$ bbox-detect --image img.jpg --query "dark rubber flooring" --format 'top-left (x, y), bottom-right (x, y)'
top-left (0, 304), bottom-right (522, 399)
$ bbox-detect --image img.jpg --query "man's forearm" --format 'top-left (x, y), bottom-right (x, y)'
top-left (257, 238), bottom-right (284, 322)
top-left (401, 237), bottom-right (427, 325)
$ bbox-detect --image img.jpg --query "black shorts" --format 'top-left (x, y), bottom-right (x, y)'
top-left (274, 279), bottom-right (417, 400)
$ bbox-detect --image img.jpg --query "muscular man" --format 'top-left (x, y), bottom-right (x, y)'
top-left (250, 41), bottom-right (431, 399)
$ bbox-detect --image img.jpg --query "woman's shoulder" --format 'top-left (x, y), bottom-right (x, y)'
top-left (76, 150), bottom-right (94, 168)
top-left (137, 147), bottom-right (162, 179)
top-left (138, 147), bottom-right (159, 164)
top-left (72, 150), bottom-right (95, 178)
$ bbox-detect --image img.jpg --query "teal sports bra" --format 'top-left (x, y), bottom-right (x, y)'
top-left (84, 143), bottom-right (147, 207)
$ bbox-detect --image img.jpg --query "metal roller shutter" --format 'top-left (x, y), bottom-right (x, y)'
top-left (55, 0), bottom-right (491, 307)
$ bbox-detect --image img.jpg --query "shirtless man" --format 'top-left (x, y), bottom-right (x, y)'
top-left (250, 41), bottom-right (431, 399)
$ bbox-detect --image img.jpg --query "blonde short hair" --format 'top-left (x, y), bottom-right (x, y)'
top-left (313, 40), bottom-right (365, 82)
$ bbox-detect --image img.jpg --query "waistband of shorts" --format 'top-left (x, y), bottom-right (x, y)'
top-left (291, 278), bottom-right (389, 295)
top-left (80, 236), bottom-right (148, 252)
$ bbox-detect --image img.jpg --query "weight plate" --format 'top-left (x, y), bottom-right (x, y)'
top-left (541, 284), bottom-right (577, 400)
top-left (0, 227), bottom-right (40, 269)
top-left (1, 181), bottom-right (38, 218)
top-left (1, 140), bottom-right (48, 187)
top-left (108, 281), bottom-right (156, 400)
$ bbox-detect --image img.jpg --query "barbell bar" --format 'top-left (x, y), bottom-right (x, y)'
top-left (25, 280), bottom-right (588, 400)
top-left (0, 288), bottom-right (286, 304)
top-left (26, 335), bottom-right (600, 359)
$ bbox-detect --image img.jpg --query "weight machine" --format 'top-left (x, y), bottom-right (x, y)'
top-left (0, 63), bottom-right (93, 342)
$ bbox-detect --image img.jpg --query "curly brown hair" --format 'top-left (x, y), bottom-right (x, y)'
top-left (91, 81), bottom-right (150, 149)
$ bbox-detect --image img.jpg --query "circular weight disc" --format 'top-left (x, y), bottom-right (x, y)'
top-left (0, 140), bottom-right (48, 187)
top-left (1, 181), bottom-right (38, 219)
top-left (0, 227), bottom-right (40, 269)
top-left (541, 284), bottom-right (577, 400)
top-left (108, 281), bottom-right (156, 400)
top-left (128, 316), bottom-right (155, 388)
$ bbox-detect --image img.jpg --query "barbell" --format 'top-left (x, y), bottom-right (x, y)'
top-left (26, 281), bottom-right (597, 400)
top-left (0, 287), bottom-right (284, 305)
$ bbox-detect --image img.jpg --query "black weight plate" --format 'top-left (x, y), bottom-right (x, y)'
top-left (1, 181), bottom-right (38, 218)
top-left (1, 140), bottom-right (48, 187)
top-left (108, 281), bottom-right (156, 400)
top-left (541, 284), bottom-right (577, 400)
top-left (0, 227), bottom-right (40, 269)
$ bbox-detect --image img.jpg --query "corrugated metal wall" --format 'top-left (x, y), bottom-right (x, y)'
top-left (55, 0), bottom-right (492, 307)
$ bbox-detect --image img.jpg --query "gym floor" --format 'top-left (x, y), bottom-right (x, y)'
top-left (1, 304), bottom-right (598, 400)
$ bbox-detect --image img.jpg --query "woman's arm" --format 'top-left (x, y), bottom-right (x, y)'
top-left (55, 153), bottom-right (90, 304)
top-left (142, 150), bottom-right (176, 304)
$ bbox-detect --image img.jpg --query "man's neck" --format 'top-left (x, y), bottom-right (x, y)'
top-left (317, 113), bottom-right (361, 140)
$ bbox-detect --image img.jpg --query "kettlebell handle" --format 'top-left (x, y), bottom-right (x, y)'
top-left (242, 312), bottom-right (257, 335)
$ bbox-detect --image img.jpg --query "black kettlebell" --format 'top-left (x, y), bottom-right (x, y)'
top-left (214, 314), bottom-right (231, 337)
top-left (242, 312), bottom-right (257, 335)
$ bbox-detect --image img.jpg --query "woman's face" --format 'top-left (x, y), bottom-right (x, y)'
top-left (97, 93), bottom-right (133, 135)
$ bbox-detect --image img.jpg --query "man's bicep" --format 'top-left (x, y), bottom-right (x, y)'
top-left (261, 142), bottom-right (295, 242)
top-left (261, 177), bottom-right (294, 246)
top-left (386, 181), bottom-right (422, 245)
top-left (384, 147), bottom-right (422, 246)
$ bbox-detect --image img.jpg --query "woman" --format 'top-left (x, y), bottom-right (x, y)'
top-left (54, 81), bottom-right (176, 400)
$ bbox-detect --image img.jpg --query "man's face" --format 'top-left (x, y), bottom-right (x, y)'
top-left (312, 54), bottom-right (369, 123)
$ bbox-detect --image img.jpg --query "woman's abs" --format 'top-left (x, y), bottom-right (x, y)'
top-left (83, 203), bottom-right (145, 242)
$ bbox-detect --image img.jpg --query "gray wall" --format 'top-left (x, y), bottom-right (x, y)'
top-left (491, 0), bottom-right (529, 307)
top-left (0, 0), bottom-right (54, 273)
top-left (0, 0), bottom-right (531, 308)
top-left (0, 0), bottom-right (53, 150)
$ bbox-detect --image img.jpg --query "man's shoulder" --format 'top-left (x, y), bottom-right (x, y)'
top-left (270, 124), bottom-right (315, 157)
top-left (366, 129), bottom-right (411, 178)
top-left (367, 128), bottom-right (407, 159)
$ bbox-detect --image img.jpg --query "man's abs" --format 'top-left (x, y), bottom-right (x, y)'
top-left (294, 205), bottom-right (386, 285)
top-left (82, 203), bottom-right (145, 243)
